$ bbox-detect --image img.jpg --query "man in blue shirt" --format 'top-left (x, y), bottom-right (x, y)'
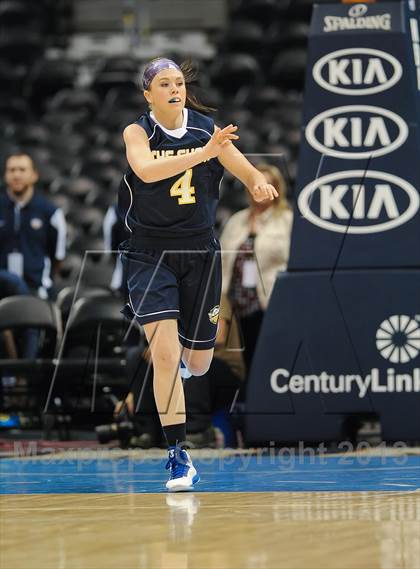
top-left (0, 153), bottom-right (67, 299)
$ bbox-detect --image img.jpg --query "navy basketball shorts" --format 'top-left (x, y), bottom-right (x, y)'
top-left (120, 237), bottom-right (221, 350)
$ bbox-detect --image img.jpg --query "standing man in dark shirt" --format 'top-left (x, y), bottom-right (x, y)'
top-left (0, 153), bottom-right (67, 299)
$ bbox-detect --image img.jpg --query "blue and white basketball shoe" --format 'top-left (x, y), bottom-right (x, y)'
top-left (165, 446), bottom-right (200, 492)
top-left (179, 361), bottom-right (192, 379)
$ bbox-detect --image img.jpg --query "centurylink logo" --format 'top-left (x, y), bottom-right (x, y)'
top-left (298, 170), bottom-right (419, 234)
top-left (305, 105), bottom-right (408, 160)
top-left (270, 315), bottom-right (420, 398)
top-left (376, 315), bottom-right (420, 364)
top-left (313, 48), bottom-right (402, 95)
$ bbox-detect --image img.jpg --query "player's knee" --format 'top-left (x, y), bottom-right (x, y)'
top-left (186, 357), bottom-right (212, 377)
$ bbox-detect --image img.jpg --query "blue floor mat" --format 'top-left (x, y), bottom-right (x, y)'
top-left (1, 453), bottom-right (419, 494)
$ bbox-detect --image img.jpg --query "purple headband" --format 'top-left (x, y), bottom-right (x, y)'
top-left (142, 58), bottom-right (181, 90)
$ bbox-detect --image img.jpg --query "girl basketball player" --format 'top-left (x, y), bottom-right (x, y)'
top-left (119, 57), bottom-right (278, 491)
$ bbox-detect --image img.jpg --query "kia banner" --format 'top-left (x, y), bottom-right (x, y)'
top-left (288, 1), bottom-right (420, 269)
top-left (245, 2), bottom-right (420, 444)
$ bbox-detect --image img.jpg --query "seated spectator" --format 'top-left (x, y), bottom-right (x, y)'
top-left (103, 203), bottom-right (129, 293)
top-left (0, 152), bottom-right (67, 300)
top-left (219, 163), bottom-right (293, 373)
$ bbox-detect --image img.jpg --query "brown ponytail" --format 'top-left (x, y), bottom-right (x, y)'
top-left (180, 60), bottom-right (216, 113)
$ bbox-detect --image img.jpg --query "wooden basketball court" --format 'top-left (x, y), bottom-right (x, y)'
top-left (1, 448), bottom-right (419, 568)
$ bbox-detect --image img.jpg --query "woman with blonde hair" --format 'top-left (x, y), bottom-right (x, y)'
top-left (219, 162), bottom-right (293, 374)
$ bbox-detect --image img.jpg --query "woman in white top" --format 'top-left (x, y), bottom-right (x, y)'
top-left (219, 163), bottom-right (293, 373)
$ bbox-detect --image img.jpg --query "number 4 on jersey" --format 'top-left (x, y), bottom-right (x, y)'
top-left (170, 169), bottom-right (196, 205)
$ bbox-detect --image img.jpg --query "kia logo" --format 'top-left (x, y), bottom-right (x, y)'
top-left (298, 170), bottom-right (419, 234)
top-left (313, 48), bottom-right (402, 95)
top-left (305, 105), bottom-right (408, 159)
top-left (348, 4), bottom-right (368, 17)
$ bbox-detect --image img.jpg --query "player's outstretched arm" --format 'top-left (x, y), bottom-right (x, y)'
top-left (217, 143), bottom-right (279, 202)
top-left (123, 123), bottom-right (238, 183)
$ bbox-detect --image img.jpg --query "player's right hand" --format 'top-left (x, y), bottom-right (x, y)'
top-left (204, 124), bottom-right (239, 159)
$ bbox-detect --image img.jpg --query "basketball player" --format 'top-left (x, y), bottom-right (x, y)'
top-left (119, 57), bottom-right (277, 491)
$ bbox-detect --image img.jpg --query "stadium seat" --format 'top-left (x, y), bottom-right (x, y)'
top-left (48, 131), bottom-right (86, 157)
top-left (256, 118), bottom-right (286, 146)
top-left (26, 58), bottom-right (77, 110)
top-left (210, 54), bottom-right (263, 96)
top-left (58, 252), bottom-right (84, 282)
top-left (231, 0), bottom-right (283, 26)
top-left (63, 295), bottom-right (132, 359)
top-left (223, 21), bottom-right (265, 55)
top-left (64, 177), bottom-right (100, 203)
top-left (18, 124), bottom-right (50, 146)
top-left (69, 235), bottom-right (107, 262)
top-left (0, 59), bottom-right (25, 96)
top-left (0, 98), bottom-right (30, 124)
top-left (0, 0), bottom-right (45, 34)
top-left (47, 89), bottom-right (99, 118)
top-left (100, 86), bottom-right (147, 120)
top-left (233, 129), bottom-right (261, 154)
top-left (270, 49), bottom-right (307, 89)
top-left (266, 22), bottom-right (309, 54)
top-left (67, 205), bottom-right (104, 236)
top-left (78, 257), bottom-right (116, 288)
top-left (56, 285), bottom-right (112, 324)
top-left (37, 161), bottom-right (61, 190)
top-left (0, 295), bottom-right (62, 358)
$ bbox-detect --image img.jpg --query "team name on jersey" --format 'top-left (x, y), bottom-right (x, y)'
top-left (152, 147), bottom-right (205, 159)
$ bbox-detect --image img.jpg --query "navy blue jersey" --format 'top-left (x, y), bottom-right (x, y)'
top-left (118, 108), bottom-right (224, 242)
top-left (0, 192), bottom-right (66, 295)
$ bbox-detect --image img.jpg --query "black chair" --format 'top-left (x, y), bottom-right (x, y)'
top-left (37, 162), bottom-right (61, 191)
top-left (0, 59), bottom-right (26, 96)
top-left (58, 252), bottom-right (84, 281)
top-left (100, 85), bottom-right (147, 120)
top-left (47, 88), bottom-right (99, 118)
top-left (270, 49), bottom-right (307, 89)
top-left (223, 21), bottom-right (265, 56)
top-left (67, 205), bottom-right (104, 237)
top-left (243, 86), bottom-right (283, 114)
top-left (233, 128), bottom-right (261, 154)
top-left (92, 70), bottom-right (139, 98)
top-left (48, 192), bottom-right (72, 216)
top-left (210, 54), bottom-right (263, 96)
top-left (0, 98), bottom-right (30, 124)
top-left (63, 295), bottom-right (136, 360)
top-left (256, 118), bottom-right (286, 146)
top-left (0, 0), bottom-right (45, 30)
top-left (18, 123), bottom-right (50, 146)
top-left (56, 285), bottom-right (112, 324)
top-left (26, 58), bottom-right (77, 110)
top-left (69, 235), bottom-right (107, 263)
top-left (232, 0), bottom-right (282, 26)
top-left (0, 29), bottom-right (44, 64)
top-left (64, 176), bottom-right (100, 204)
top-left (78, 257), bottom-right (116, 288)
top-left (0, 295), bottom-right (62, 359)
top-left (41, 108), bottom-right (89, 131)
top-left (48, 131), bottom-right (86, 157)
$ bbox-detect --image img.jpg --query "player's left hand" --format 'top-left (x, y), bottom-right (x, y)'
top-left (251, 183), bottom-right (279, 202)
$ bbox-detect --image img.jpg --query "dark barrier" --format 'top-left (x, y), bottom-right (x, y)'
top-left (246, 1), bottom-right (420, 443)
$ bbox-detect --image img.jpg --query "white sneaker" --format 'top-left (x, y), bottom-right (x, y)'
top-left (165, 446), bottom-right (200, 492)
top-left (179, 361), bottom-right (192, 379)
